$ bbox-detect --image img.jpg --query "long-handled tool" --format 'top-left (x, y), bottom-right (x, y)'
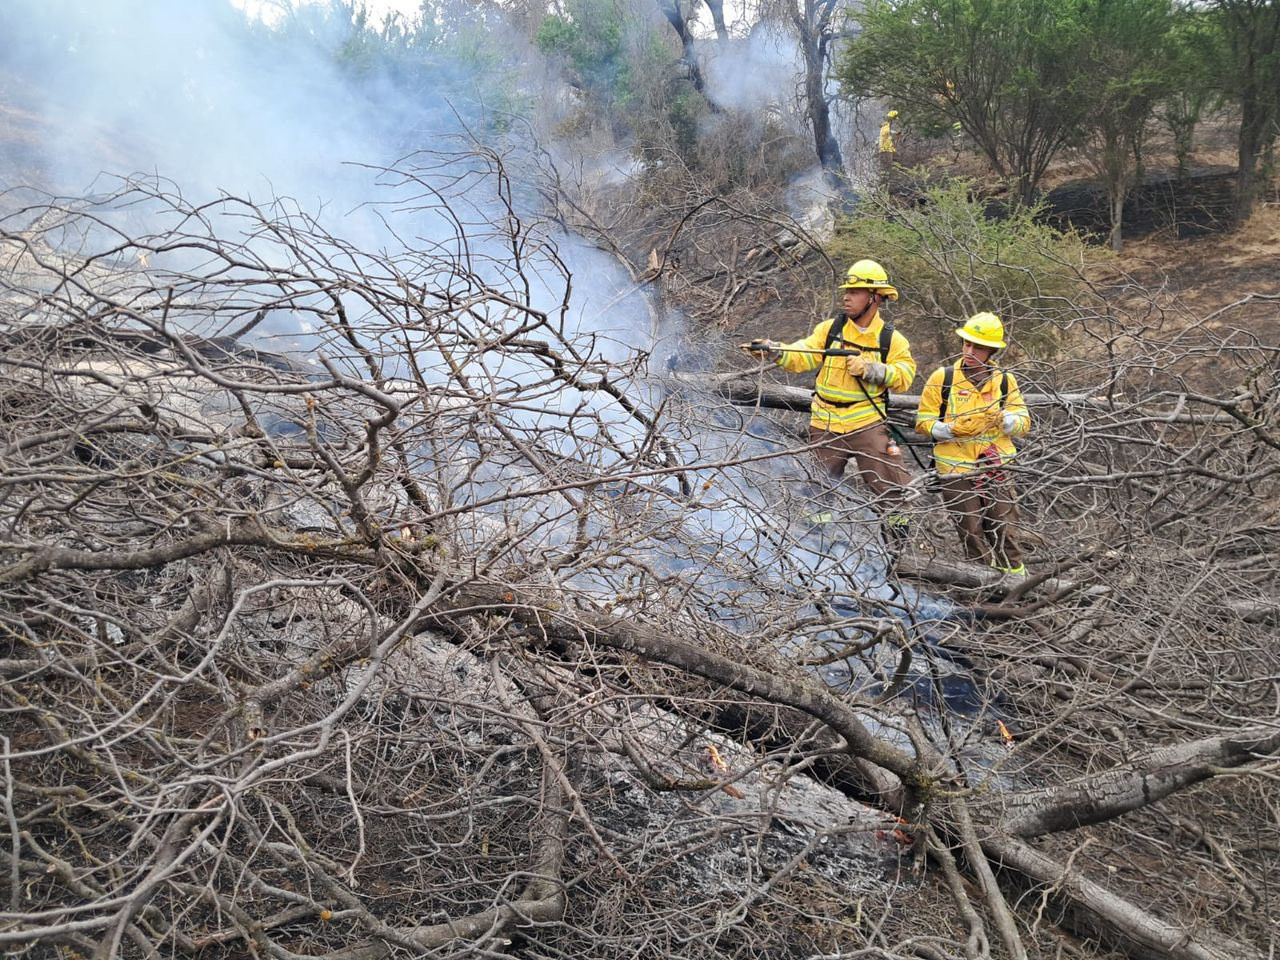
top-left (736, 341), bottom-right (929, 469)
top-left (738, 340), bottom-right (861, 357)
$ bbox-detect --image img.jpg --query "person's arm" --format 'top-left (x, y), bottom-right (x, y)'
top-left (915, 368), bottom-right (945, 438)
top-left (864, 328), bottom-right (916, 390)
top-left (1001, 373), bottom-right (1031, 436)
top-left (775, 319), bottom-right (832, 374)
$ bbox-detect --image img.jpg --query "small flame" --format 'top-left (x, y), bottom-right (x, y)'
top-left (876, 815), bottom-right (915, 846)
top-left (996, 719), bottom-right (1015, 746)
top-left (705, 743), bottom-right (729, 773)
top-left (137, 252), bottom-right (149, 268)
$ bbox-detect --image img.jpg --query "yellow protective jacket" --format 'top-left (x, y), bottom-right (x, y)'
top-left (777, 313), bottom-right (916, 435)
top-left (915, 361), bottom-right (1031, 475)
top-left (879, 121), bottom-right (896, 153)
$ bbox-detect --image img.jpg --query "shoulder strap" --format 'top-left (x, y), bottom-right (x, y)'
top-left (825, 315), bottom-right (895, 412)
top-left (822, 314), bottom-right (892, 361)
top-left (939, 363), bottom-right (956, 420)
top-left (823, 313), bottom-right (847, 353)
top-left (878, 322), bottom-right (894, 364)
top-left (999, 372), bottom-right (1008, 408)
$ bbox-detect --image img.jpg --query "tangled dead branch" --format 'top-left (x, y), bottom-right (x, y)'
top-left (0, 152), bottom-right (1276, 960)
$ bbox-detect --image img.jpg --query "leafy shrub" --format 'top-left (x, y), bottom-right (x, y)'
top-left (828, 174), bottom-right (1108, 364)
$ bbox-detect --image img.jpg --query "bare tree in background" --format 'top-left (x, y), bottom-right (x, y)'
top-left (656, 0), bottom-right (713, 100)
top-left (730, 0), bottom-right (849, 184)
top-left (1, 143), bottom-right (1277, 960)
top-left (791, 0), bottom-right (846, 180)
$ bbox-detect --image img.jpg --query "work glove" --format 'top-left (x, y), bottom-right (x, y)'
top-left (951, 412), bottom-right (990, 438)
top-left (745, 338), bottom-right (779, 358)
top-left (860, 360), bottom-right (888, 385)
top-left (843, 353), bottom-right (867, 377)
top-left (930, 421), bottom-right (955, 442)
top-left (1001, 412), bottom-right (1021, 434)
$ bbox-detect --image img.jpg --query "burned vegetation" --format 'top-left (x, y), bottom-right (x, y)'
top-left (0, 153), bottom-right (1277, 960)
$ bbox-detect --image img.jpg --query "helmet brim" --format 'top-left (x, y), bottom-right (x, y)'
top-left (840, 283), bottom-right (899, 301)
top-left (956, 328), bottom-right (1006, 349)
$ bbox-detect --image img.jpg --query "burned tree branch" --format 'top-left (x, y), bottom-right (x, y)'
top-left (982, 726), bottom-right (1280, 838)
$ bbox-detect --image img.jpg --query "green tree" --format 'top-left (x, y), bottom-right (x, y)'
top-left (536, 0), bottom-right (713, 168)
top-left (836, 0), bottom-right (1092, 206)
top-left (1211, 0), bottom-right (1280, 223)
top-left (536, 0), bottom-right (645, 136)
top-left (1158, 7), bottom-right (1226, 180)
top-left (1072, 0), bottom-right (1177, 251)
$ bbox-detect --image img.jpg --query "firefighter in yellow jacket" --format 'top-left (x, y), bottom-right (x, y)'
top-left (879, 109), bottom-right (898, 154)
top-left (878, 109), bottom-right (898, 183)
top-left (747, 259), bottom-right (917, 546)
top-left (915, 312), bottom-right (1031, 574)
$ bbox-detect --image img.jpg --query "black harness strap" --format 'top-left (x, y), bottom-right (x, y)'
top-left (815, 313), bottom-right (894, 408)
top-left (822, 312), bottom-right (894, 363)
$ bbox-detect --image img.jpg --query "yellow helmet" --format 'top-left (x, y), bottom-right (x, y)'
top-left (887, 109), bottom-right (899, 119)
top-left (839, 259), bottom-right (899, 300)
top-left (956, 312), bottom-right (1006, 349)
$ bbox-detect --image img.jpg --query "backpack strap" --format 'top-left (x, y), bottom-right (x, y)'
top-left (823, 313), bottom-right (847, 353)
top-left (878, 322), bottom-right (894, 364)
top-left (938, 363), bottom-right (956, 420)
top-left (823, 315), bottom-right (894, 364)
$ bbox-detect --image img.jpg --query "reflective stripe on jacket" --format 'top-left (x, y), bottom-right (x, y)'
top-left (915, 361), bottom-right (1030, 475)
top-left (777, 314), bottom-right (916, 435)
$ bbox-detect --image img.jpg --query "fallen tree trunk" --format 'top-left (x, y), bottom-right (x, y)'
top-left (980, 725), bottom-right (1280, 838)
top-left (684, 372), bottom-right (1242, 425)
top-left (893, 552), bottom-right (1278, 624)
top-left (979, 831), bottom-right (1258, 960)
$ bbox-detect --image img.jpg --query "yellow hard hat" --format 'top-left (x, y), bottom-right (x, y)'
top-left (956, 311), bottom-right (1006, 349)
top-left (839, 259), bottom-right (899, 300)
top-left (887, 109), bottom-right (899, 119)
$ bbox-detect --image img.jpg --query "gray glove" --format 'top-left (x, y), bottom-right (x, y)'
top-left (861, 361), bottom-right (888, 385)
top-left (930, 421), bottom-right (955, 441)
top-left (1001, 412), bottom-right (1020, 434)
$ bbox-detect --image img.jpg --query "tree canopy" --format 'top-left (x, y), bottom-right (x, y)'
top-left (836, 0), bottom-right (1096, 203)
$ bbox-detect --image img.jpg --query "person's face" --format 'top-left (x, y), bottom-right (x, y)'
top-left (841, 288), bottom-right (876, 317)
top-left (961, 340), bottom-right (996, 366)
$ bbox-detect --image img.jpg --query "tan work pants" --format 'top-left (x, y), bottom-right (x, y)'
top-left (808, 422), bottom-right (909, 515)
top-left (937, 472), bottom-right (1023, 569)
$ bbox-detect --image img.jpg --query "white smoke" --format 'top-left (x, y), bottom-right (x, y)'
top-left (701, 22), bottom-right (800, 116)
top-left (3, 1), bottom-right (385, 205)
top-left (0, 0), bottom-right (659, 364)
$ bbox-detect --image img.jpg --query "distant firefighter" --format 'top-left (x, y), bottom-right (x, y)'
top-left (879, 109), bottom-right (898, 182)
top-left (879, 109), bottom-right (898, 155)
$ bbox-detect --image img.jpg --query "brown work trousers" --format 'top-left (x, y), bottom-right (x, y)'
top-left (937, 472), bottom-right (1023, 569)
top-left (808, 422), bottom-right (910, 516)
